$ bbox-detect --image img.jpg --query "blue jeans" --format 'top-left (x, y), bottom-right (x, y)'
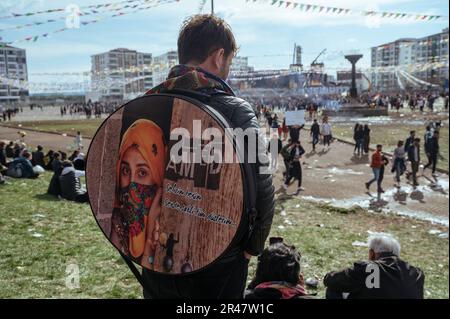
top-left (367, 168), bottom-right (380, 188)
top-left (356, 138), bottom-right (364, 154)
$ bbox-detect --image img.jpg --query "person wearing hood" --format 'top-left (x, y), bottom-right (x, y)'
top-left (59, 160), bottom-right (88, 203)
top-left (245, 239), bottom-right (311, 299)
top-left (8, 151), bottom-right (39, 179)
top-left (73, 152), bottom-right (86, 171)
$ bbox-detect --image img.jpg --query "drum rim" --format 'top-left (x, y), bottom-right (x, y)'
top-left (86, 93), bottom-right (247, 275)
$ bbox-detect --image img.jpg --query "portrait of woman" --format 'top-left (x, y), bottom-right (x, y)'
top-left (111, 119), bottom-right (166, 269)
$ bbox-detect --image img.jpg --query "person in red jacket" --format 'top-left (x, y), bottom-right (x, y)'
top-left (365, 144), bottom-right (383, 192)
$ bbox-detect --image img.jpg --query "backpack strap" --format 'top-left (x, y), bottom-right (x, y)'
top-left (119, 252), bottom-right (149, 295)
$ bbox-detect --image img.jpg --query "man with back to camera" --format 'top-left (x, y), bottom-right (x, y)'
top-left (324, 233), bottom-right (424, 299)
top-left (141, 14), bottom-right (275, 299)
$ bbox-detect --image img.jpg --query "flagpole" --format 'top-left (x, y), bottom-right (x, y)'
top-left (211, 0), bottom-right (214, 15)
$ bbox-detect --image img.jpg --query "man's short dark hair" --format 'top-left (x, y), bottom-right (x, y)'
top-left (177, 14), bottom-right (237, 64)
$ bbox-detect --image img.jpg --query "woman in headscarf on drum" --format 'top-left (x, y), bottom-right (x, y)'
top-left (111, 119), bottom-right (166, 269)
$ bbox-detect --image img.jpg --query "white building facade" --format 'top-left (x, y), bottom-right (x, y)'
top-left (0, 44), bottom-right (29, 103)
top-left (371, 28), bottom-right (449, 91)
top-left (152, 50), bottom-right (178, 87)
top-left (91, 48), bottom-right (153, 101)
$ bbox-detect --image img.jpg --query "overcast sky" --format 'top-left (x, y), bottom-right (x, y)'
top-left (0, 0), bottom-right (448, 85)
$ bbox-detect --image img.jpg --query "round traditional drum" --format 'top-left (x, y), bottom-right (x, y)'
top-left (86, 94), bottom-right (245, 274)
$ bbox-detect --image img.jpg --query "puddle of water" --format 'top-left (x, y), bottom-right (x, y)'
top-left (299, 194), bottom-right (449, 227)
top-left (328, 166), bottom-right (364, 175)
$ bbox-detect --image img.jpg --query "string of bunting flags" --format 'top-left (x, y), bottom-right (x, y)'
top-left (2, 61), bottom-right (446, 92)
top-left (245, 0), bottom-right (446, 21)
top-left (0, 0), bottom-right (160, 19)
top-left (0, 0), bottom-right (158, 32)
top-left (0, 0), bottom-right (179, 47)
top-left (0, 59), bottom-right (445, 86)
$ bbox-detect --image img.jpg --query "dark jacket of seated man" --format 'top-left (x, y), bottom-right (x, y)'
top-left (324, 252), bottom-right (424, 299)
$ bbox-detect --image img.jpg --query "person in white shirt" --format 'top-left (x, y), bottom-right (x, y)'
top-left (321, 117), bottom-right (332, 148)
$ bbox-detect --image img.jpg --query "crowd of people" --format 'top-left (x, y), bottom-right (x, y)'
top-left (0, 105), bottom-right (23, 122)
top-left (361, 91), bottom-right (449, 112)
top-left (0, 139), bottom-right (88, 203)
top-left (365, 120), bottom-right (442, 193)
top-left (260, 105), bottom-right (335, 195)
top-left (0, 100), bottom-right (122, 122)
top-left (59, 100), bottom-right (121, 119)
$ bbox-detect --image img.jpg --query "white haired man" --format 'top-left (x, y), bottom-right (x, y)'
top-left (323, 233), bottom-right (424, 299)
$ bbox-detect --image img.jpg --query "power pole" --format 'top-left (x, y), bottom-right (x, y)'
top-left (211, 0), bottom-right (214, 15)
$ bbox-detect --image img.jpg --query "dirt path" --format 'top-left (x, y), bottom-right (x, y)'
top-left (0, 126), bottom-right (91, 152)
top-left (271, 128), bottom-right (449, 226)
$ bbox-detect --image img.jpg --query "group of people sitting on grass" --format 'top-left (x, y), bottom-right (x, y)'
top-left (0, 140), bottom-right (88, 203)
top-left (245, 233), bottom-right (424, 299)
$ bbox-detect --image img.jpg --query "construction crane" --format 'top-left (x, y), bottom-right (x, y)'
top-left (311, 48), bottom-right (327, 67)
top-left (306, 48), bottom-right (327, 87)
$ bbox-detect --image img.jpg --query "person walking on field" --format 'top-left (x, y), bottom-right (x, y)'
top-left (363, 124), bottom-right (370, 154)
top-left (377, 153), bottom-right (389, 193)
top-left (423, 130), bottom-right (440, 177)
top-left (310, 119), bottom-right (320, 151)
top-left (392, 141), bottom-right (406, 187)
top-left (407, 138), bottom-right (421, 187)
top-left (282, 140), bottom-right (305, 195)
top-left (354, 125), bottom-right (364, 156)
top-left (321, 117), bottom-right (332, 148)
top-left (353, 123), bottom-right (360, 154)
top-left (365, 144), bottom-right (383, 193)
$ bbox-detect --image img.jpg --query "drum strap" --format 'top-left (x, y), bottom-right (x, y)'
top-left (119, 252), bottom-right (148, 295)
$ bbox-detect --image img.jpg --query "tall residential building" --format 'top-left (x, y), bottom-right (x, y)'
top-left (0, 44), bottom-right (29, 103)
top-left (91, 48), bottom-right (153, 101)
top-left (371, 28), bottom-right (449, 91)
top-left (370, 38), bottom-right (416, 91)
top-left (414, 28), bottom-right (449, 88)
top-left (152, 50), bottom-right (178, 86)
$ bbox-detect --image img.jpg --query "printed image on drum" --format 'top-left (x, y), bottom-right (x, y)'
top-left (86, 94), bottom-right (244, 275)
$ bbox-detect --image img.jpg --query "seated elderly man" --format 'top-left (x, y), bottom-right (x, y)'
top-left (324, 233), bottom-right (424, 299)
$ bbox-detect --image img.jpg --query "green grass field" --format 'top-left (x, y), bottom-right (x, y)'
top-left (0, 173), bottom-right (448, 298)
top-left (331, 124), bottom-right (449, 171)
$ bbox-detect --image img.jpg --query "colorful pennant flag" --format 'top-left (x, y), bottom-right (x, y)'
top-left (258, 0), bottom-right (445, 21)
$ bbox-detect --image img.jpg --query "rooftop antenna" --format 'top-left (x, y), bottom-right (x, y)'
top-left (293, 43), bottom-right (296, 65)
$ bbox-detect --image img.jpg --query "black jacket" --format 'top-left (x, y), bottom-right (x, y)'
top-left (404, 136), bottom-right (414, 153)
top-left (59, 168), bottom-right (85, 201)
top-left (310, 123), bottom-right (320, 136)
top-left (324, 253), bottom-right (424, 299)
top-left (32, 150), bottom-right (45, 167)
top-left (426, 136), bottom-right (439, 155)
top-left (0, 148), bottom-right (6, 166)
top-left (407, 145), bottom-right (420, 163)
top-left (289, 125), bottom-right (304, 143)
top-left (141, 70), bottom-right (275, 298)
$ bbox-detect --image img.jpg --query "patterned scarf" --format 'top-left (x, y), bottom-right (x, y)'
top-left (119, 182), bottom-right (157, 237)
top-left (146, 64), bottom-right (234, 96)
top-left (255, 281), bottom-right (308, 299)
